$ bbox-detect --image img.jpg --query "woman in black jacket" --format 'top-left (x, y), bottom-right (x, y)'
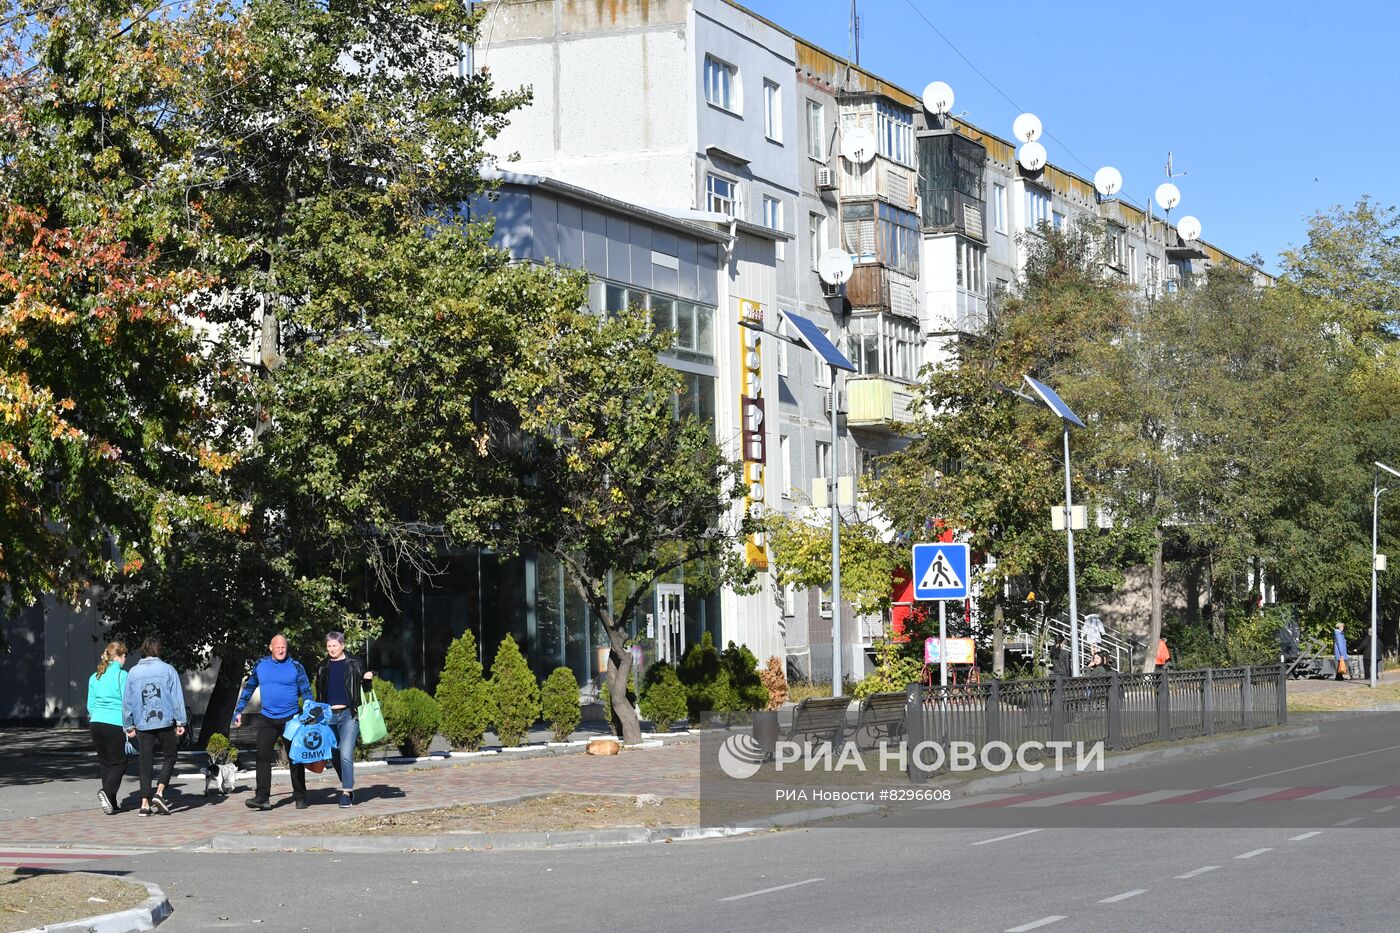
top-left (314, 632), bottom-right (374, 808)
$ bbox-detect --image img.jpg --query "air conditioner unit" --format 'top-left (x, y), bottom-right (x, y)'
top-left (824, 388), bottom-right (846, 414)
top-left (1164, 263), bottom-right (1181, 281)
top-left (817, 167), bottom-right (838, 191)
top-left (821, 280), bottom-right (843, 299)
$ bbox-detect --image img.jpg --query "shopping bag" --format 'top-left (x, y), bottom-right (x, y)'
top-left (357, 687), bottom-right (387, 746)
top-left (1338, 658), bottom-right (1348, 676)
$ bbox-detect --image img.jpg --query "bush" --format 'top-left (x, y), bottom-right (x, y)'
top-left (760, 656), bottom-right (788, 711)
top-left (541, 667), bottom-right (582, 742)
top-left (679, 632), bottom-right (737, 719)
top-left (640, 662), bottom-right (689, 731)
top-left (385, 686), bottom-right (440, 758)
top-left (721, 641), bottom-right (769, 711)
top-left (489, 635), bottom-right (540, 747)
top-left (436, 630), bottom-right (494, 751)
top-left (205, 732), bottom-right (238, 765)
top-left (851, 640), bottom-right (923, 698)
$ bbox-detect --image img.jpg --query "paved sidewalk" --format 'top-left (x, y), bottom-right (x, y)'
top-left (0, 739), bottom-right (702, 850)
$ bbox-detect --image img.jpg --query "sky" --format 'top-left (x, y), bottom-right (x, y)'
top-left (743, 0), bottom-right (1400, 273)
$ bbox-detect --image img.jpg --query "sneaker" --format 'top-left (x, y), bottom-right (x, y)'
top-left (98, 790), bottom-right (115, 815)
top-left (294, 797), bottom-right (309, 810)
top-left (245, 798), bottom-right (273, 811)
top-left (338, 792), bottom-right (351, 809)
top-left (150, 795), bottom-right (171, 815)
top-left (138, 806), bottom-right (152, 817)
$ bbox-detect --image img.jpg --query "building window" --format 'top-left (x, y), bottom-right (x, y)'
top-left (815, 328), bottom-right (832, 388)
top-left (809, 212), bottom-right (827, 271)
top-left (1147, 254), bottom-right (1161, 287)
top-left (992, 183), bottom-right (1007, 233)
top-left (841, 201), bottom-right (918, 276)
top-left (1105, 225), bottom-right (1126, 269)
top-left (1024, 187), bottom-right (1051, 231)
top-left (599, 281), bottom-right (716, 365)
top-left (1127, 245), bottom-right (1139, 284)
top-left (763, 80), bottom-right (782, 142)
top-left (704, 55), bottom-right (738, 113)
top-left (845, 313), bottom-right (919, 381)
top-left (763, 195), bottom-right (785, 260)
top-left (858, 448), bottom-right (884, 479)
top-left (876, 101), bottom-right (913, 166)
top-left (807, 100), bottom-right (825, 160)
top-left (775, 317), bottom-right (790, 377)
top-left (815, 440), bottom-right (832, 479)
top-left (955, 239), bottom-right (987, 296)
top-left (1052, 210), bottom-right (1066, 232)
top-left (706, 173), bottom-right (739, 216)
top-left (782, 583), bottom-right (797, 617)
top-left (779, 434), bottom-right (792, 499)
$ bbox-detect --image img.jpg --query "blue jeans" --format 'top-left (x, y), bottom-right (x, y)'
top-left (328, 709), bottom-right (359, 791)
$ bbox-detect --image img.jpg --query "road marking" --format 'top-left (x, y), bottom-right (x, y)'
top-left (1295, 785), bottom-right (1382, 801)
top-left (1175, 866), bottom-right (1220, 879)
top-left (1289, 831), bottom-right (1323, 841)
top-left (1099, 889), bottom-right (1148, 903)
top-left (1199, 787), bottom-right (1286, 803)
top-left (1102, 789), bottom-right (1195, 806)
top-left (971, 829), bottom-right (1043, 846)
top-left (1374, 804), bottom-right (1396, 813)
top-left (1334, 817), bottom-right (1362, 826)
top-left (1234, 848), bottom-right (1273, 859)
top-left (1004, 917), bottom-right (1066, 932)
top-left (1215, 744), bottom-right (1400, 788)
top-left (921, 793), bottom-right (1026, 810)
top-left (718, 878), bottom-right (824, 902)
top-left (1007, 792), bottom-right (1108, 808)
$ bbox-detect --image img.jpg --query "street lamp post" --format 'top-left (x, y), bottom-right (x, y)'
top-left (1372, 462), bottom-right (1400, 688)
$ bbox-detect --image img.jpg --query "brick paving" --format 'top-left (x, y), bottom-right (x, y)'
top-left (0, 742), bottom-right (702, 849)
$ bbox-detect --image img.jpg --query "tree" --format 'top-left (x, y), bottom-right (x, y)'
top-left (436, 630), bottom-right (494, 751)
top-left (489, 635), bottom-right (540, 748)
top-left (540, 667), bottom-right (581, 742)
top-left (767, 503), bottom-right (902, 619)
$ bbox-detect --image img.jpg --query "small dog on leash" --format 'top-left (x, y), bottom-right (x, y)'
top-left (203, 761), bottom-right (238, 797)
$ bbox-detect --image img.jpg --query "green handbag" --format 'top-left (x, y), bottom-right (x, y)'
top-left (357, 686), bottom-right (388, 746)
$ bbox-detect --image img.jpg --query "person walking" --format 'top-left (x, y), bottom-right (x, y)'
top-left (88, 641), bottom-right (129, 814)
top-left (1155, 637), bottom-right (1172, 671)
top-left (233, 634), bottom-right (312, 810)
top-left (1334, 622), bottom-right (1349, 681)
top-left (313, 632), bottom-right (375, 809)
top-left (122, 637), bottom-right (187, 816)
top-left (1050, 635), bottom-right (1072, 677)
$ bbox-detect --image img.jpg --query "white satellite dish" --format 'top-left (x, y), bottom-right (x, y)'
top-left (1017, 141), bottom-right (1047, 171)
top-left (1093, 166), bottom-right (1123, 197)
top-left (841, 127), bottom-right (877, 165)
top-left (1177, 215), bottom-right (1202, 242)
top-left (1154, 182), bottom-right (1181, 211)
top-left (817, 248), bottom-right (854, 286)
top-left (1013, 112), bottom-right (1043, 142)
top-left (922, 81), bottom-right (955, 116)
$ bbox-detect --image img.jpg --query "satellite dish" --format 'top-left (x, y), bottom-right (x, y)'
top-left (1154, 182), bottom-right (1181, 211)
top-left (1177, 215), bottom-right (1202, 242)
top-left (1017, 141), bottom-right (1047, 172)
top-left (1012, 112), bottom-right (1043, 142)
top-left (1093, 166), bottom-right (1123, 197)
top-left (841, 127), bottom-right (877, 165)
top-left (817, 249), bottom-right (854, 285)
top-left (922, 81), bottom-right (955, 116)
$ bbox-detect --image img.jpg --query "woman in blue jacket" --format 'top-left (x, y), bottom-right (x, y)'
top-left (123, 637), bottom-right (187, 816)
top-left (87, 641), bottom-right (129, 814)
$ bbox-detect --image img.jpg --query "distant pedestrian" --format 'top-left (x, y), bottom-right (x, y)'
top-left (122, 637), bottom-right (187, 816)
top-left (1155, 637), bottom-right (1171, 671)
top-left (1334, 622), bottom-right (1349, 680)
top-left (1050, 635), bottom-right (1071, 677)
top-left (88, 641), bottom-right (129, 815)
top-left (233, 634), bottom-right (313, 810)
top-left (313, 632), bottom-right (374, 808)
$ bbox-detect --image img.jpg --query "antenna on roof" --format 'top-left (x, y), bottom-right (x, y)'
top-left (849, 0), bottom-right (861, 68)
top-left (1165, 151), bottom-right (1187, 180)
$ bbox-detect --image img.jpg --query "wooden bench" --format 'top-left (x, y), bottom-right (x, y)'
top-left (854, 691), bottom-right (908, 748)
top-left (784, 696), bottom-right (852, 748)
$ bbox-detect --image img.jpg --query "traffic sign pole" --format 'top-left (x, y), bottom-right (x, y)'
top-left (938, 601), bottom-right (948, 687)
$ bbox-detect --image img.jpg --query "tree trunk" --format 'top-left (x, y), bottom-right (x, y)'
top-left (198, 653), bottom-right (246, 748)
top-left (992, 602), bottom-right (1005, 678)
top-left (1143, 526), bottom-right (1165, 674)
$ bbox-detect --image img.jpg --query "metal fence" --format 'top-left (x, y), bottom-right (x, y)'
top-left (904, 665), bottom-right (1287, 782)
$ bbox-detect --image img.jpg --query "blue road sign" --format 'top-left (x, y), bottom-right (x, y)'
top-left (912, 542), bottom-right (970, 600)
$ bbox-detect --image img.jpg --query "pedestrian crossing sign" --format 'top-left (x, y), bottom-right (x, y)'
top-left (912, 542), bottom-right (970, 600)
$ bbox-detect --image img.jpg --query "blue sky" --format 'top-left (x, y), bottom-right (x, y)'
top-left (744, 0), bottom-right (1399, 273)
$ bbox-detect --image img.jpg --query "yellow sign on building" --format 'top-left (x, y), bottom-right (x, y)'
top-left (738, 299), bottom-right (768, 570)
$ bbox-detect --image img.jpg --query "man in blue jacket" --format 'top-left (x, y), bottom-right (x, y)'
top-left (233, 634), bottom-right (313, 810)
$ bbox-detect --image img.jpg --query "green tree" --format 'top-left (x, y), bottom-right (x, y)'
top-left (436, 630), bottom-right (494, 751)
top-left (540, 667), bottom-right (582, 742)
top-left (767, 506), bottom-right (902, 619)
top-left (489, 635), bottom-right (540, 747)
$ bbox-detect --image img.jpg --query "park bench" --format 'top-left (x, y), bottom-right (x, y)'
top-left (854, 691), bottom-right (908, 749)
top-left (784, 696), bottom-right (852, 748)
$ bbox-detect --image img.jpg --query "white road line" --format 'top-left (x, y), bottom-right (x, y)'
top-left (921, 793), bottom-right (1027, 810)
top-left (1004, 917), bottom-right (1066, 932)
top-left (1234, 848), bottom-right (1273, 859)
top-left (971, 829), bottom-right (1043, 846)
top-left (1214, 744), bottom-right (1400, 788)
top-left (1295, 785), bottom-right (1382, 801)
top-left (1374, 804), bottom-right (1396, 813)
top-left (1289, 831), bottom-right (1323, 841)
top-left (718, 878), bottom-right (824, 902)
top-left (1334, 817), bottom-right (1362, 827)
top-left (1175, 866), bottom-right (1220, 879)
top-left (1199, 787), bottom-right (1284, 803)
top-left (1099, 889), bottom-right (1148, 903)
top-left (1101, 789), bottom-right (1194, 806)
top-left (1007, 792), bottom-right (1108, 808)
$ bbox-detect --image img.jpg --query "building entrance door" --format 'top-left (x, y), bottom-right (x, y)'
top-left (655, 584), bottom-right (686, 664)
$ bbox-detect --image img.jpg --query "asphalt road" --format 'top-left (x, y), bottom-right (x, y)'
top-left (89, 711), bottom-right (1400, 933)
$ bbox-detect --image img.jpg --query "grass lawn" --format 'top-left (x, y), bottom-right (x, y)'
top-left (1288, 679), bottom-right (1400, 712)
top-left (0, 870), bottom-right (148, 931)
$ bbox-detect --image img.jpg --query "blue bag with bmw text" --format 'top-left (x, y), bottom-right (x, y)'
top-left (283, 700), bottom-right (337, 765)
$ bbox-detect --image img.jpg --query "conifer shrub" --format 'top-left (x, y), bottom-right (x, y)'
top-left (435, 629), bottom-right (494, 751)
top-left (489, 634), bottom-right (540, 747)
top-left (640, 661), bottom-right (689, 732)
top-left (721, 640), bottom-right (769, 711)
top-left (541, 666), bottom-right (582, 742)
top-left (385, 687), bottom-right (440, 757)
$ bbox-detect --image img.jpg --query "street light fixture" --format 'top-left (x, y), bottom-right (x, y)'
top-left (1372, 462), bottom-right (1400, 688)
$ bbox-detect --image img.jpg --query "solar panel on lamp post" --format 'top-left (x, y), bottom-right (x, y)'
top-left (1372, 462), bottom-right (1400, 688)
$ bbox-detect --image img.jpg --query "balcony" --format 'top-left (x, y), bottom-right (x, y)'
top-left (846, 265), bottom-right (918, 318)
top-left (839, 157), bottom-right (918, 212)
top-left (847, 376), bottom-right (916, 428)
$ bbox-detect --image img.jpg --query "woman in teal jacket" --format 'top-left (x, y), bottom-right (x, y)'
top-left (87, 641), bottom-right (129, 814)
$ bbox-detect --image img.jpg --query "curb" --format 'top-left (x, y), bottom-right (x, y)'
top-left (15, 875), bottom-right (171, 933)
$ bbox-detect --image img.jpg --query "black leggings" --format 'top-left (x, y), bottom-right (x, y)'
top-left (138, 726), bottom-right (178, 800)
top-left (91, 723), bottom-right (127, 804)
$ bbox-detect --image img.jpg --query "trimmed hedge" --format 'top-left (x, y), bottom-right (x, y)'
top-left (640, 661), bottom-right (689, 731)
top-left (541, 666), bottom-right (582, 742)
top-left (385, 686), bottom-right (440, 757)
top-left (489, 634), bottom-right (540, 747)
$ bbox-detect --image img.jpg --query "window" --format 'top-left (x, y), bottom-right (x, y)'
top-left (955, 239), bottom-right (987, 296)
top-left (779, 435), bottom-right (792, 498)
top-left (1127, 245), bottom-right (1139, 284)
top-left (841, 201), bottom-right (918, 275)
top-left (809, 212), bottom-right (827, 271)
top-left (763, 80), bottom-right (782, 142)
top-left (858, 449), bottom-right (884, 480)
top-left (814, 328), bottom-right (832, 388)
top-left (845, 314), bottom-right (920, 381)
top-left (706, 173), bottom-right (739, 216)
top-left (819, 588), bottom-right (833, 618)
top-left (992, 184), bottom-right (1007, 233)
top-left (1024, 187), bottom-right (1051, 230)
top-left (763, 195), bottom-right (784, 260)
top-left (1147, 254), bottom-right (1161, 285)
top-left (1105, 225), bottom-right (1126, 269)
top-left (876, 102), bottom-right (914, 166)
top-left (776, 318), bottom-right (790, 377)
top-left (815, 440), bottom-right (832, 479)
top-left (806, 100), bottom-right (825, 160)
top-left (704, 55), bottom-right (738, 113)
top-left (782, 583), bottom-right (797, 617)
top-left (1052, 210), bottom-right (1066, 231)
top-left (600, 281), bottom-right (716, 364)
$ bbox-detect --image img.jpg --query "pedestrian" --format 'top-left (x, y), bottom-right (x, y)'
top-left (232, 633), bottom-right (312, 810)
top-left (88, 641), bottom-right (129, 814)
top-left (1050, 635), bottom-right (1071, 677)
top-left (313, 632), bottom-right (374, 808)
top-left (1334, 622), bottom-right (1349, 681)
top-left (122, 637), bottom-right (187, 816)
top-left (1155, 637), bottom-right (1171, 671)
